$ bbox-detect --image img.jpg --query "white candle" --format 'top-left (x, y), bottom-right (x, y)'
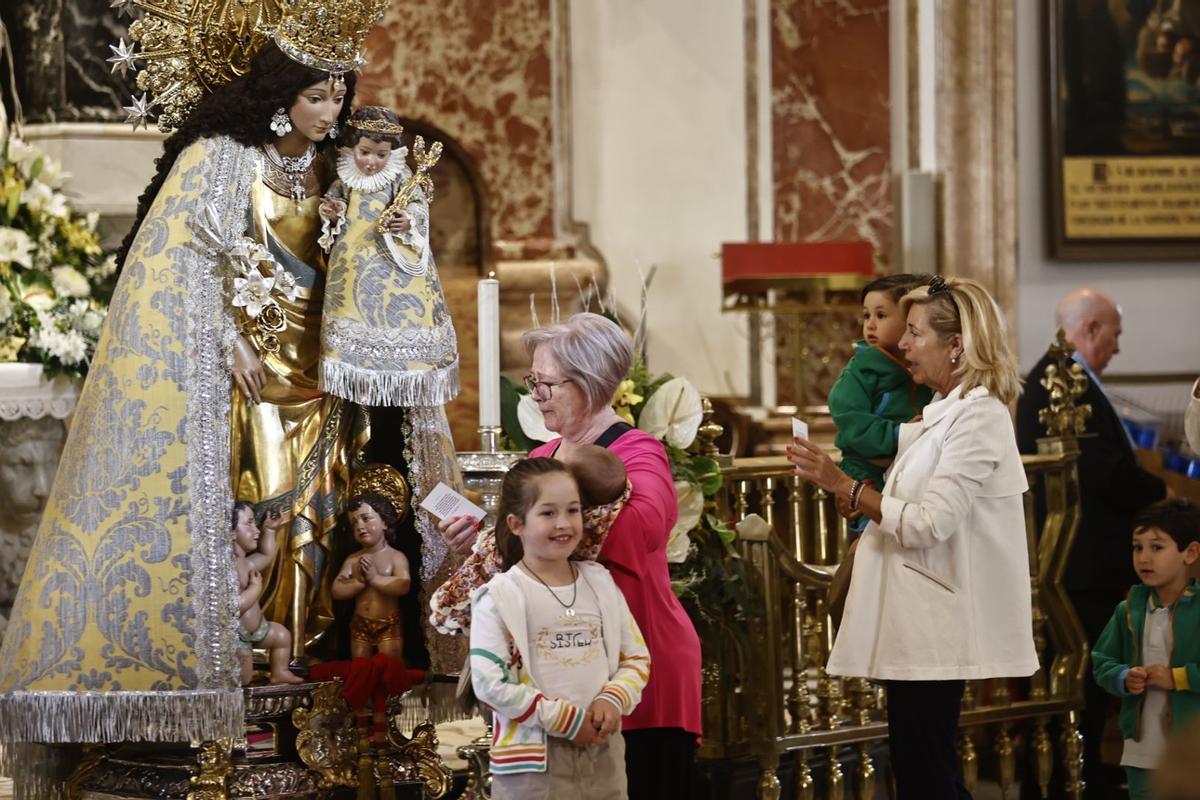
top-left (477, 275), bottom-right (501, 429)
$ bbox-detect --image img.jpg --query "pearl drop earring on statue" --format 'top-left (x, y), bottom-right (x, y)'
top-left (270, 107), bottom-right (293, 136)
top-left (327, 121), bottom-right (339, 140)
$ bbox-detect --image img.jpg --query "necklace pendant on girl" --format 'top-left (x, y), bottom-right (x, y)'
top-left (566, 608), bottom-right (575, 618)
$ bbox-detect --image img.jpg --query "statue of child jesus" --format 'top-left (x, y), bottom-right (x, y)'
top-left (332, 493), bottom-right (413, 660)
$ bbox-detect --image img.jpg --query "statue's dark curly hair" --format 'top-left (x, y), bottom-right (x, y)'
top-left (346, 491), bottom-right (402, 547)
top-left (115, 42), bottom-right (358, 269)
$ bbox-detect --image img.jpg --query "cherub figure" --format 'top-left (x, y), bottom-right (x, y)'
top-left (232, 501), bottom-right (303, 685)
top-left (332, 493), bottom-right (413, 660)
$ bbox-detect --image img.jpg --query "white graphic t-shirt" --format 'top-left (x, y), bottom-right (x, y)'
top-left (514, 566), bottom-right (610, 710)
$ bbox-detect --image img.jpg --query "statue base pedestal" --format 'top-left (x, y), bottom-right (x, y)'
top-left (69, 680), bottom-right (453, 800)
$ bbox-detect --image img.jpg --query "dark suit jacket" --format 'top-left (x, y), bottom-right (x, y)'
top-left (1015, 351), bottom-right (1166, 595)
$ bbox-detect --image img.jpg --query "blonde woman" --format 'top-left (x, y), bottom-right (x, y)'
top-left (788, 276), bottom-right (1038, 799)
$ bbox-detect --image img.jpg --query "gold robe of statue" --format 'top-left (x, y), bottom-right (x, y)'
top-left (230, 173), bottom-right (365, 655)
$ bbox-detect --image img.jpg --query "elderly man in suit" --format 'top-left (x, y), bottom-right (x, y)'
top-left (1016, 288), bottom-right (1169, 799)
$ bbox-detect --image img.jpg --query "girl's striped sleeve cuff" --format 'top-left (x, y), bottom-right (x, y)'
top-left (548, 701), bottom-right (586, 739)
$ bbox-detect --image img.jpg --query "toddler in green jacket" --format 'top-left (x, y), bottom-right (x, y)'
top-left (1092, 499), bottom-right (1200, 800)
top-left (828, 274), bottom-right (932, 532)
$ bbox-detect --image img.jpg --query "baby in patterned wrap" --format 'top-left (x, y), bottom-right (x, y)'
top-left (316, 105), bottom-right (457, 407)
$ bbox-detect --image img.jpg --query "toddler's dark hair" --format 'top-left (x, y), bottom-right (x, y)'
top-left (1134, 498), bottom-right (1200, 550)
top-left (344, 105), bottom-right (403, 149)
top-left (861, 273), bottom-right (932, 304)
top-left (495, 458), bottom-right (579, 570)
top-left (231, 500), bottom-right (256, 530)
top-left (347, 492), bottom-right (402, 546)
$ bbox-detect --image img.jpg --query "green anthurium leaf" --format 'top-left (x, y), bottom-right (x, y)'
top-left (500, 373), bottom-right (536, 453)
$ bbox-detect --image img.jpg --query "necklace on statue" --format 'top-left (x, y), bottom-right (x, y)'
top-left (263, 143), bottom-right (317, 202)
top-left (520, 560), bottom-right (578, 617)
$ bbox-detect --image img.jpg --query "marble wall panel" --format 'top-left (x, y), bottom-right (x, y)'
top-left (357, 0), bottom-right (556, 250)
top-left (771, 0), bottom-right (891, 263)
top-left (1, 0), bottom-right (126, 123)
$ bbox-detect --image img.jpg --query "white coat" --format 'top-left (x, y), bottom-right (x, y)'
top-left (827, 385), bottom-right (1040, 680)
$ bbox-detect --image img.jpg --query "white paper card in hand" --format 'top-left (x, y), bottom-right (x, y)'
top-left (791, 417), bottom-right (809, 441)
top-left (419, 482), bottom-right (486, 522)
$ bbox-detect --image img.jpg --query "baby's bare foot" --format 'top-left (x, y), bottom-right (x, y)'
top-left (270, 669), bottom-right (305, 685)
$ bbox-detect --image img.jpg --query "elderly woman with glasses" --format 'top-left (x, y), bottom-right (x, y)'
top-left (788, 277), bottom-right (1038, 800)
top-left (440, 312), bottom-right (702, 799)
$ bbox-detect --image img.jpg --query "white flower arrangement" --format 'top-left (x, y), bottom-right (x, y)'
top-left (0, 131), bottom-right (111, 375)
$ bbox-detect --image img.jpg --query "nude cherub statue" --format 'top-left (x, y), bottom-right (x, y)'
top-left (232, 501), bottom-right (303, 684)
top-left (332, 492), bottom-right (413, 660)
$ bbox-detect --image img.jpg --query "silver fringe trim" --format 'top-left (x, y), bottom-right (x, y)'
top-left (394, 681), bottom-right (476, 733)
top-left (183, 137), bottom-right (255, 701)
top-left (0, 689), bottom-right (242, 799)
top-left (0, 689), bottom-right (244, 743)
top-left (319, 358), bottom-right (459, 407)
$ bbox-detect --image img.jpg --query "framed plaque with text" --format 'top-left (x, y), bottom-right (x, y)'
top-left (1048, 1), bottom-right (1200, 260)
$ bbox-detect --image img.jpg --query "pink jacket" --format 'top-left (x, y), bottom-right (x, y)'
top-left (533, 428), bottom-right (702, 735)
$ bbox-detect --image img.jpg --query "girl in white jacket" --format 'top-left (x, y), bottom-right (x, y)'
top-left (470, 457), bottom-right (650, 800)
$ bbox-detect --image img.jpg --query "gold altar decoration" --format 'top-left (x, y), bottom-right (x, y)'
top-left (186, 740), bottom-right (234, 800)
top-left (1038, 328), bottom-right (1092, 439)
top-left (382, 694), bottom-right (454, 798)
top-left (377, 136), bottom-right (443, 236)
top-left (293, 682), bottom-right (359, 790)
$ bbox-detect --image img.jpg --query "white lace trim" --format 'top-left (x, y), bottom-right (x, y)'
top-left (336, 147), bottom-right (408, 193)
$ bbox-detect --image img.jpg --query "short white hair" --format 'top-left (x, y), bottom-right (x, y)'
top-left (521, 313), bottom-right (633, 413)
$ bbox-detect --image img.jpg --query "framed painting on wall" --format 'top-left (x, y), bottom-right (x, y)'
top-left (1047, 0), bottom-right (1200, 260)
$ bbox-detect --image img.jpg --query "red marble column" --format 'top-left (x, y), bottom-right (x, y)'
top-left (770, 1), bottom-right (892, 407)
top-left (771, 0), bottom-right (892, 259)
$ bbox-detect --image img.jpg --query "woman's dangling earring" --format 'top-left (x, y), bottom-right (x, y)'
top-left (951, 351), bottom-right (960, 366)
top-left (270, 107), bottom-right (292, 137)
top-left (327, 121), bottom-right (339, 140)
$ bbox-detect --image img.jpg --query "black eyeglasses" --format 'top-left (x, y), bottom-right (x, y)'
top-left (523, 374), bottom-right (572, 400)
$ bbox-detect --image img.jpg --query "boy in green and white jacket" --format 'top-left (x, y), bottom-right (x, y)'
top-left (1092, 499), bottom-right (1200, 800)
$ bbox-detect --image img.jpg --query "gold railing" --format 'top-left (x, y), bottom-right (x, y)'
top-left (698, 435), bottom-right (1090, 799)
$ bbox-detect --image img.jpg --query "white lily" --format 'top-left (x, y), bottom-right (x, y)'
top-left (272, 268), bottom-right (300, 303)
top-left (666, 479), bottom-right (704, 563)
top-left (518, 393), bottom-right (554, 442)
top-left (232, 270), bottom-right (275, 318)
top-left (0, 228), bottom-right (36, 269)
top-left (637, 376), bottom-right (703, 449)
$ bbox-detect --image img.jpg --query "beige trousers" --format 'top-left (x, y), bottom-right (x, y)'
top-left (491, 731), bottom-right (627, 800)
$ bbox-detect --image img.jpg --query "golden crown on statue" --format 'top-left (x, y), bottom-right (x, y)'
top-left (274, 0), bottom-right (390, 74)
top-left (107, 0), bottom-right (390, 132)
